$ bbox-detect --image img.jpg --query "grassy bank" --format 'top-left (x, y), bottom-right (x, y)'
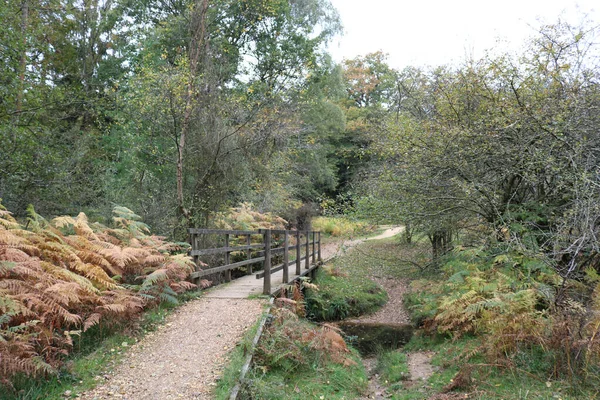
top-left (241, 308), bottom-right (368, 399)
top-left (312, 216), bottom-right (376, 238)
top-left (305, 266), bottom-right (387, 321)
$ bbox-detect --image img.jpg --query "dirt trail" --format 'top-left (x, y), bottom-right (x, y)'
top-left (366, 226), bottom-right (405, 241)
top-left (320, 226), bottom-right (404, 261)
top-left (78, 298), bottom-right (264, 400)
top-left (330, 227), bottom-right (435, 399)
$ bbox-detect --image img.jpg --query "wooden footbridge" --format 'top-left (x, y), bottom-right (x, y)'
top-left (188, 228), bottom-right (322, 298)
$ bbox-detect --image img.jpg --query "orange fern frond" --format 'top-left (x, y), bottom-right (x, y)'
top-left (83, 313), bottom-right (102, 331)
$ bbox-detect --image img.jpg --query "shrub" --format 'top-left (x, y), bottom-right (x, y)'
top-left (409, 246), bottom-right (600, 381)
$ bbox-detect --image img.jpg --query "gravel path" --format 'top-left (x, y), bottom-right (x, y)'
top-left (78, 297), bottom-right (264, 400)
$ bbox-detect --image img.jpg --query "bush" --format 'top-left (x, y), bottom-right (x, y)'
top-left (245, 306), bottom-right (367, 399)
top-left (408, 246), bottom-right (600, 382)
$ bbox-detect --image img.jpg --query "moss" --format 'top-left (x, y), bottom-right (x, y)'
top-left (305, 268), bottom-right (388, 321)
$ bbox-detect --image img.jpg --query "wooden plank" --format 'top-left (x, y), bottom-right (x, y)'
top-left (255, 256), bottom-right (309, 279)
top-left (256, 244), bottom-right (295, 257)
top-left (312, 231), bottom-right (316, 264)
top-left (190, 243), bottom-right (264, 256)
top-left (305, 231), bottom-right (310, 270)
top-left (225, 234), bottom-right (231, 282)
top-left (188, 228), bottom-right (257, 235)
top-left (268, 229), bottom-right (301, 235)
top-left (246, 234), bottom-right (253, 275)
top-left (296, 231), bottom-right (301, 275)
top-left (190, 257), bottom-right (265, 278)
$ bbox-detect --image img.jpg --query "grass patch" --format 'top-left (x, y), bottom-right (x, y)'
top-left (1, 291), bottom-right (203, 399)
top-left (305, 267), bottom-right (387, 321)
top-left (305, 236), bottom-right (429, 322)
top-left (376, 350), bottom-right (409, 383)
top-left (214, 307), bottom-right (268, 400)
top-left (312, 216), bottom-right (375, 238)
top-left (374, 333), bottom-right (594, 400)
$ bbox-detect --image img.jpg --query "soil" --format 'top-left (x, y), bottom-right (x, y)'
top-left (319, 226), bottom-right (405, 262)
top-left (361, 357), bottom-right (388, 400)
top-left (407, 351), bottom-right (436, 381)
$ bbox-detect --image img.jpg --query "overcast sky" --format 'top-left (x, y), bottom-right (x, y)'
top-left (326, 0), bottom-right (600, 69)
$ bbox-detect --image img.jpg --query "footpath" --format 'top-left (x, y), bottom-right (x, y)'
top-left (78, 230), bottom-right (400, 399)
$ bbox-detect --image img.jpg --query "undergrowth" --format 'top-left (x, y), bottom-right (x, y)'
top-left (0, 203), bottom-right (207, 387)
top-left (312, 216), bottom-right (375, 238)
top-left (0, 291), bottom-right (202, 399)
top-left (400, 245), bottom-right (600, 398)
top-left (241, 306), bottom-right (368, 399)
top-left (304, 235), bottom-right (427, 322)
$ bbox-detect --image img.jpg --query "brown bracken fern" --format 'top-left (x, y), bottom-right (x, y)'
top-left (0, 203), bottom-right (201, 386)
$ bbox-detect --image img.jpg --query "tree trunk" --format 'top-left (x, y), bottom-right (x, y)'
top-left (177, 0), bottom-right (209, 220)
top-left (430, 228), bottom-right (452, 263)
top-left (17, 0), bottom-right (28, 113)
top-left (403, 222), bottom-right (412, 244)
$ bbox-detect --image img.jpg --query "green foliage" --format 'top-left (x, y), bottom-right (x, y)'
top-left (305, 267), bottom-right (387, 321)
top-left (213, 203), bottom-right (288, 231)
top-left (376, 351), bottom-right (409, 384)
top-left (407, 245), bottom-right (600, 386)
top-left (355, 22), bottom-right (600, 281)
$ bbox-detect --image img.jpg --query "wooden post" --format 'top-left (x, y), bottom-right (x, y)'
top-left (190, 232), bottom-right (198, 268)
top-left (318, 231), bottom-right (322, 262)
top-left (312, 231), bottom-right (316, 264)
top-left (224, 234), bottom-right (231, 282)
top-left (261, 229), bottom-right (271, 295)
top-left (283, 231), bottom-right (289, 283)
top-left (296, 230), bottom-right (301, 275)
top-left (305, 231), bottom-right (310, 269)
top-left (246, 234), bottom-right (253, 274)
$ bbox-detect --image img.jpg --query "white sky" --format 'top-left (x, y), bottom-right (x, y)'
top-left (327, 0), bottom-right (600, 69)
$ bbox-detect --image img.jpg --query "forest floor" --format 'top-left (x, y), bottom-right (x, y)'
top-left (77, 228), bottom-right (402, 400)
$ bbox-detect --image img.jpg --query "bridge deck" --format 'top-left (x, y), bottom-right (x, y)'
top-left (204, 264), bottom-right (318, 299)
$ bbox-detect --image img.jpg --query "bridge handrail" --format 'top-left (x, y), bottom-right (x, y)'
top-left (188, 228), bottom-right (322, 294)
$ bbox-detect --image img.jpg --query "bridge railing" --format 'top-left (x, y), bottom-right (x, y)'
top-left (188, 228), bottom-right (322, 295)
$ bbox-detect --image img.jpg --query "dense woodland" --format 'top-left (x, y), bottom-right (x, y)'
top-left (2, 0), bottom-right (600, 395)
